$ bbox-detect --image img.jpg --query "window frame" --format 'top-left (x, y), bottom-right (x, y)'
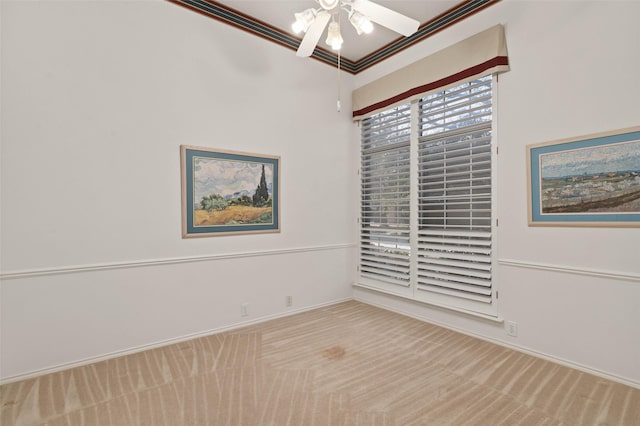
top-left (357, 75), bottom-right (499, 318)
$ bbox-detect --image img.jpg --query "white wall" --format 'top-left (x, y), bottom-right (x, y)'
top-left (0, 0), bottom-right (357, 381)
top-left (354, 1), bottom-right (640, 387)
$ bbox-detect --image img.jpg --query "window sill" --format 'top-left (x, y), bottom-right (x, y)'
top-left (353, 281), bottom-right (504, 324)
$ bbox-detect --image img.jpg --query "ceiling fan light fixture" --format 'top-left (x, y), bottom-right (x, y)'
top-left (292, 8), bottom-right (317, 34)
top-left (318, 0), bottom-right (340, 11)
top-left (348, 10), bottom-right (374, 35)
top-left (325, 21), bottom-right (343, 51)
top-left (294, 0), bottom-right (418, 58)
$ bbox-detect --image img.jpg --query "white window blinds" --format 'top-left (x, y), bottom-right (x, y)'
top-left (360, 103), bottom-right (412, 287)
top-left (357, 76), bottom-right (496, 316)
top-left (416, 76), bottom-right (493, 304)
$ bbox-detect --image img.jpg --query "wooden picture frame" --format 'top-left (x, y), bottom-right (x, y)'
top-left (181, 146), bottom-right (280, 237)
top-left (527, 126), bottom-right (640, 227)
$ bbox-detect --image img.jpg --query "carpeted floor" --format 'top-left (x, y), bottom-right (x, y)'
top-left (1, 300), bottom-right (638, 425)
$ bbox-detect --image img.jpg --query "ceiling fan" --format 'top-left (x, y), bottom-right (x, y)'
top-left (292, 0), bottom-right (420, 57)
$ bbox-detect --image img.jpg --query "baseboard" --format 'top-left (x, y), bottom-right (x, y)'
top-left (0, 297), bottom-right (353, 385)
top-left (6, 294), bottom-right (637, 390)
top-left (354, 296), bottom-right (640, 390)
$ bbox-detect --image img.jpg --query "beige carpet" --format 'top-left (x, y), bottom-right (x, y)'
top-left (1, 301), bottom-right (638, 425)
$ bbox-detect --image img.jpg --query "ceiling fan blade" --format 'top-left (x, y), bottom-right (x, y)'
top-left (296, 11), bottom-right (331, 57)
top-left (352, 0), bottom-right (419, 37)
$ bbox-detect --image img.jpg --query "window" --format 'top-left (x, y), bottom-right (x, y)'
top-left (359, 75), bottom-right (496, 316)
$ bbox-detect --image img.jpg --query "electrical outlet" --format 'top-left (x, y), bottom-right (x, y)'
top-left (286, 296), bottom-right (293, 307)
top-left (241, 303), bottom-right (248, 317)
top-left (505, 320), bottom-right (518, 337)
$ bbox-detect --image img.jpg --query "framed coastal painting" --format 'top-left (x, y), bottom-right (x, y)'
top-left (527, 126), bottom-right (640, 227)
top-left (181, 146), bottom-right (280, 237)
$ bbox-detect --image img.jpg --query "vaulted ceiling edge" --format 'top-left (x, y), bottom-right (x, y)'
top-left (167, 0), bottom-right (501, 74)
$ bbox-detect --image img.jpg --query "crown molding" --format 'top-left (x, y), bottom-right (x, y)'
top-left (167, 0), bottom-right (501, 74)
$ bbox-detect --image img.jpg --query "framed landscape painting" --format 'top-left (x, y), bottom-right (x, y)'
top-left (181, 146), bottom-right (280, 237)
top-left (527, 126), bottom-right (640, 227)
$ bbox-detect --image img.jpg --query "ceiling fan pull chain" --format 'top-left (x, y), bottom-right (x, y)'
top-left (337, 52), bottom-right (342, 112)
top-left (336, 12), bottom-right (342, 112)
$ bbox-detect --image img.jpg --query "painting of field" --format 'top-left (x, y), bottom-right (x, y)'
top-left (194, 205), bottom-right (272, 226)
top-left (539, 140), bottom-right (640, 213)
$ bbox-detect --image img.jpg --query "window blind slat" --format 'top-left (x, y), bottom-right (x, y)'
top-left (417, 282), bottom-right (492, 303)
top-left (418, 236), bottom-right (491, 246)
top-left (418, 263), bottom-right (491, 279)
top-left (362, 262), bottom-right (411, 276)
top-left (422, 257), bottom-right (491, 271)
top-left (361, 272), bottom-right (410, 287)
top-left (361, 254), bottom-right (410, 267)
top-left (416, 272), bottom-right (491, 289)
top-left (419, 230), bottom-right (491, 238)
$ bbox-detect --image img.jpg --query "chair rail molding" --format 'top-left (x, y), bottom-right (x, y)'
top-left (0, 243), bottom-right (357, 280)
top-left (498, 258), bottom-right (640, 283)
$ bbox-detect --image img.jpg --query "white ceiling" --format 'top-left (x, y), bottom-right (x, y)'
top-left (212, 0), bottom-right (461, 61)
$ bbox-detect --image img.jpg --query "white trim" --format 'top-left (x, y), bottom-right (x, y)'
top-left (409, 100), bottom-right (420, 297)
top-left (354, 296), bottom-right (640, 389)
top-left (0, 244), bottom-right (356, 280)
top-left (353, 282), bottom-right (503, 323)
top-left (0, 297), bottom-right (353, 385)
top-left (498, 258), bottom-right (640, 282)
top-left (491, 74), bottom-right (500, 311)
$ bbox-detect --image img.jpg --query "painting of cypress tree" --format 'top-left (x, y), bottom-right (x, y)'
top-left (253, 164), bottom-right (270, 207)
top-left (181, 146), bottom-right (280, 237)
